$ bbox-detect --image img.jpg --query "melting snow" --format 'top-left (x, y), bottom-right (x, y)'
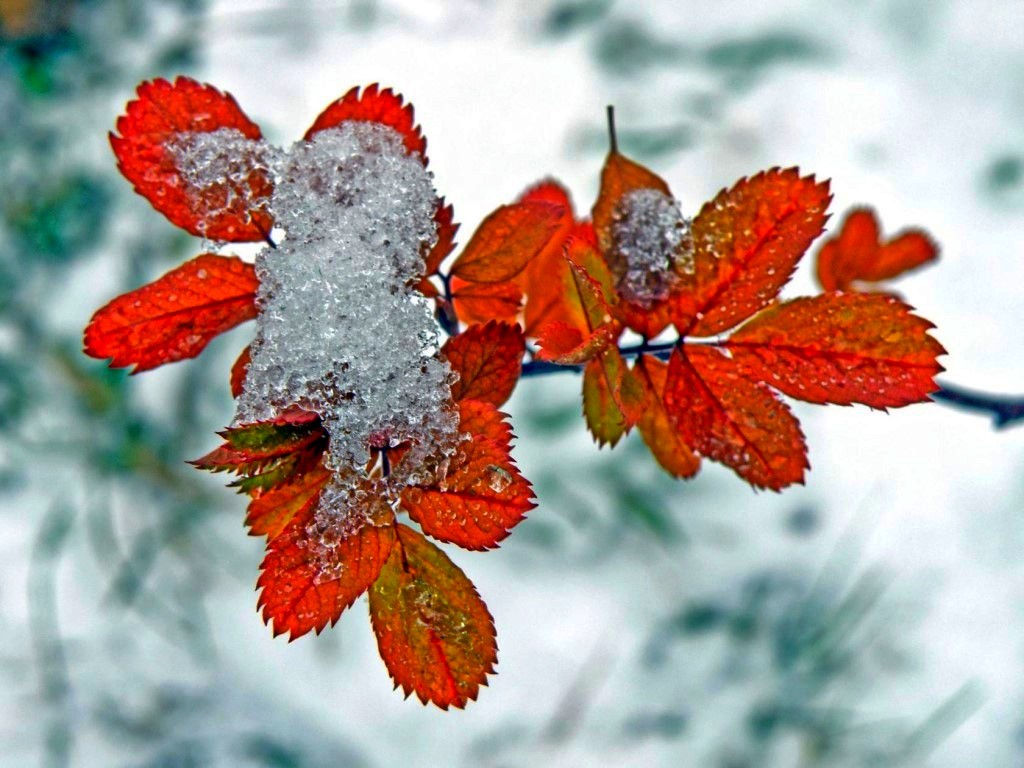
top-left (611, 187), bottom-right (694, 307)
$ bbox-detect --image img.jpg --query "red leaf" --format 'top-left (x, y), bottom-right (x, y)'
top-left (424, 198), bottom-right (459, 275)
top-left (111, 77), bottom-right (273, 242)
top-left (401, 401), bottom-right (533, 550)
top-left (634, 355), bottom-right (700, 478)
top-left (816, 208), bottom-right (938, 291)
top-left (679, 168), bottom-right (831, 337)
top-left (231, 344), bottom-right (251, 398)
top-left (369, 524), bottom-right (498, 708)
top-left (450, 199), bottom-right (569, 283)
top-left (455, 399), bottom-right (514, 448)
top-left (591, 149), bottom-right (671, 261)
top-left (726, 292), bottom-right (945, 408)
top-left (450, 278), bottom-right (523, 326)
top-left (663, 347), bottom-right (808, 490)
top-left (514, 182), bottom-right (577, 334)
top-left (84, 254), bottom-right (259, 373)
top-left (442, 321), bottom-right (525, 407)
top-left (246, 462), bottom-right (332, 542)
top-left (258, 499), bottom-right (397, 639)
top-left (305, 83), bottom-right (427, 161)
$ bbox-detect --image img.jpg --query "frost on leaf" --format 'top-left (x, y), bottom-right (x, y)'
top-left (110, 77), bottom-right (273, 242)
top-left (169, 121), bottom-right (465, 562)
top-left (610, 188), bottom-right (694, 307)
top-left (231, 123), bottom-right (460, 491)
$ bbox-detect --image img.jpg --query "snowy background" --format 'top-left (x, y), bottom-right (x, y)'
top-left (3, 0), bottom-right (1024, 765)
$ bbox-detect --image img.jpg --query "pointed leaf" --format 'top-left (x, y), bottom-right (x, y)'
top-left (592, 149), bottom-right (671, 260)
top-left (369, 524), bottom-right (498, 709)
top-left (680, 168), bottom-right (831, 336)
top-left (816, 208), bottom-right (938, 291)
top-left (455, 399), bottom-right (514, 448)
top-left (401, 401), bottom-right (533, 550)
top-left (84, 254), bottom-right (259, 373)
top-left (425, 198), bottom-right (459, 275)
top-left (258, 501), bottom-right (396, 640)
top-left (231, 344), bottom-right (251, 398)
top-left (582, 357), bottom-right (626, 447)
top-left (634, 355), bottom-right (700, 478)
top-left (450, 278), bottom-right (523, 326)
top-left (664, 347), bottom-right (807, 490)
top-left (450, 200), bottom-right (568, 283)
top-left (514, 182), bottom-right (577, 334)
top-left (246, 462), bottom-right (332, 541)
top-left (726, 292), bottom-right (945, 408)
top-left (442, 321), bottom-right (525, 407)
top-left (305, 83), bottom-right (427, 161)
top-left (111, 77), bottom-right (272, 241)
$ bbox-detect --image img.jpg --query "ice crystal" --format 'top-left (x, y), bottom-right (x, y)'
top-left (170, 128), bottom-right (276, 240)
top-left (611, 188), bottom-right (694, 307)
top-left (175, 122), bottom-right (461, 538)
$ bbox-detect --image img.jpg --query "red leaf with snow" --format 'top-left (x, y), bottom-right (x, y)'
top-left (369, 524), bottom-right (497, 709)
top-left (111, 77), bottom-right (272, 242)
top-left (258, 498), bottom-right (397, 639)
top-left (401, 400), bottom-right (533, 550)
top-left (305, 83), bottom-right (427, 162)
top-left (84, 254), bottom-right (259, 373)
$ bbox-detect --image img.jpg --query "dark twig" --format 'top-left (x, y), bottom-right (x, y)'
top-left (521, 343), bottom-right (1024, 431)
top-left (606, 105), bottom-right (618, 154)
top-left (930, 382), bottom-right (1024, 429)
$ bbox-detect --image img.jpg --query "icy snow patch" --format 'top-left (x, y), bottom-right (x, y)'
top-left (175, 123), bottom-right (461, 537)
top-left (611, 187), bottom-right (694, 307)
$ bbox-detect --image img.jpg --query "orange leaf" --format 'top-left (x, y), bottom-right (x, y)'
top-left (816, 208), bottom-right (938, 291)
top-left (425, 198), bottom-right (459, 275)
top-left (450, 200), bottom-right (568, 284)
top-left (634, 355), bottom-right (700, 478)
top-left (246, 462), bottom-right (332, 541)
top-left (450, 278), bottom-right (523, 326)
top-left (258, 500), bottom-right (397, 640)
top-left (401, 401), bottom-right (533, 550)
top-left (598, 345), bottom-right (647, 428)
top-left (679, 168), bottom-right (831, 337)
top-left (455, 399), bottom-right (514, 448)
top-left (84, 254), bottom-right (259, 373)
top-left (111, 77), bottom-right (273, 242)
top-left (514, 182), bottom-right (577, 334)
top-left (443, 321), bottom-right (525, 407)
top-left (582, 357), bottom-right (626, 447)
top-left (369, 524), bottom-right (497, 709)
top-left (726, 292), bottom-right (945, 408)
top-left (230, 344), bottom-right (251, 398)
top-left (591, 149), bottom-right (671, 261)
top-left (304, 83), bottom-right (427, 161)
top-left (663, 347), bottom-right (807, 490)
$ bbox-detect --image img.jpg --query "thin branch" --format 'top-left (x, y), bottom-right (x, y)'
top-left (521, 346), bottom-right (1024, 430)
top-left (606, 105), bottom-right (618, 154)
top-left (930, 382), bottom-right (1024, 429)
